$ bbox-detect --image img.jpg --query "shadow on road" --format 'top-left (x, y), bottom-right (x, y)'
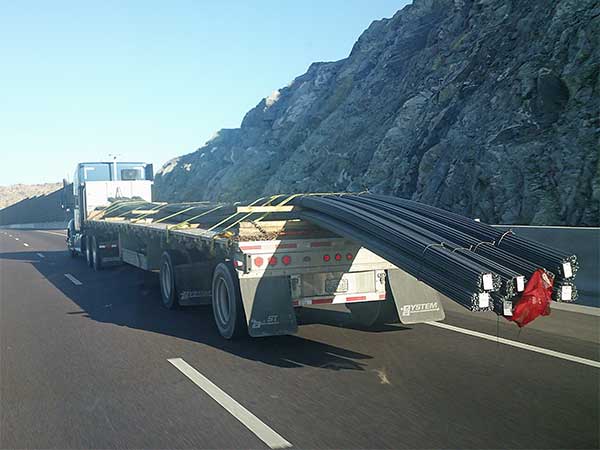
top-left (0, 250), bottom-right (409, 370)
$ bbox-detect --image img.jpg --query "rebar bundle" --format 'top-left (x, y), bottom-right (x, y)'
top-left (553, 280), bottom-right (578, 303)
top-left (367, 194), bottom-right (579, 280)
top-left (290, 193), bottom-right (579, 316)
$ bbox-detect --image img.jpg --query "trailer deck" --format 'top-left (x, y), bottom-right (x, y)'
top-left (73, 200), bottom-right (445, 338)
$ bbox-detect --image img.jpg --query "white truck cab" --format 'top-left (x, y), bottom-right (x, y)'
top-left (69, 161), bottom-right (153, 251)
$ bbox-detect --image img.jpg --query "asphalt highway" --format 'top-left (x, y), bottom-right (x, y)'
top-left (0, 229), bottom-right (598, 449)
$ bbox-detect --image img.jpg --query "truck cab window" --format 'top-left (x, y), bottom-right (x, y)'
top-left (116, 163), bottom-right (147, 180)
top-left (80, 163), bottom-right (111, 181)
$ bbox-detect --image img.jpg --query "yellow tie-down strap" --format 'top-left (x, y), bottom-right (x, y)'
top-left (208, 191), bottom-right (357, 232)
top-left (153, 206), bottom-right (198, 224)
top-left (204, 195), bottom-right (274, 233)
top-left (153, 201), bottom-right (220, 224)
top-left (165, 191), bottom-right (364, 242)
top-left (253, 191), bottom-right (358, 222)
top-left (164, 204), bottom-right (226, 242)
top-left (130, 203), bottom-right (168, 223)
top-left (89, 200), bottom-right (148, 220)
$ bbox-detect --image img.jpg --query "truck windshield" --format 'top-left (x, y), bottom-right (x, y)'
top-left (81, 163), bottom-right (111, 181)
top-left (116, 163), bottom-right (147, 180)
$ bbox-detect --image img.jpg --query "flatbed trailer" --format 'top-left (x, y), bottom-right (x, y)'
top-left (72, 207), bottom-right (445, 339)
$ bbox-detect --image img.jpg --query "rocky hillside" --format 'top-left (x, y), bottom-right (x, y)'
top-left (155, 0), bottom-right (599, 226)
top-left (0, 183), bottom-right (62, 209)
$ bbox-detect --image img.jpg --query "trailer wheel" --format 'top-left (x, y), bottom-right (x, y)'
top-left (91, 236), bottom-right (102, 271)
top-left (159, 251), bottom-right (179, 310)
top-left (85, 235), bottom-right (93, 267)
top-left (211, 263), bottom-right (247, 339)
top-left (347, 296), bottom-right (398, 328)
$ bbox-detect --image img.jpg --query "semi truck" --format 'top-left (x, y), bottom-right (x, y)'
top-left (66, 161), bottom-right (446, 339)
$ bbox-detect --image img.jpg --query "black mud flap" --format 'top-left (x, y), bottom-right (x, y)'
top-left (387, 268), bottom-right (446, 324)
top-left (175, 262), bottom-right (213, 306)
top-left (238, 276), bottom-right (298, 337)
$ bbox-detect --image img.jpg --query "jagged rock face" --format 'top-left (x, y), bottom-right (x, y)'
top-left (155, 0), bottom-right (599, 226)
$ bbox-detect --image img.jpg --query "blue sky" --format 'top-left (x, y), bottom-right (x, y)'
top-left (0, 0), bottom-right (409, 185)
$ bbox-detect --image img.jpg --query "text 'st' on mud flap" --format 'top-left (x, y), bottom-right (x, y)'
top-left (239, 276), bottom-right (298, 337)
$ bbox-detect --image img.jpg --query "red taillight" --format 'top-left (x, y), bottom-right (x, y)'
top-left (269, 256), bottom-right (278, 266)
top-left (282, 255), bottom-right (291, 265)
top-left (254, 256), bottom-right (264, 267)
top-left (323, 254), bottom-right (331, 262)
top-left (335, 253), bottom-right (342, 261)
top-left (346, 253), bottom-right (353, 260)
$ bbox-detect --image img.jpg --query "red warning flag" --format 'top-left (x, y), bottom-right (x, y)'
top-left (510, 269), bottom-right (554, 327)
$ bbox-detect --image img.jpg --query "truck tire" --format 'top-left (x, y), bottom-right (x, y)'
top-left (85, 235), bottom-right (93, 267)
top-left (91, 236), bottom-right (102, 271)
top-left (211, 263), bottom-right (247, 339)
top-left (159, 251), bottom-right (179, 310)
top-left (347, 296), bottom-right (399, 328)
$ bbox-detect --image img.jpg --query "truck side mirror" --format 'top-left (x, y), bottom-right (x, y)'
top-left (145, 164), bottom-right (154, 181)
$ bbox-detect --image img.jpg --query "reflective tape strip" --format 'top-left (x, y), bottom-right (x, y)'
top-left (293, 292), bottom-right (385, 306)
top-left (240, 245), bottom-right (262, 251)
top-left (312, 298), bottom-right (335, 305)
top-left (276, 243), bottom-right (298, 249)
top-left (310, 241), bottom-right (332, 247)
top-left (239, 243), bottom-right (298, 252)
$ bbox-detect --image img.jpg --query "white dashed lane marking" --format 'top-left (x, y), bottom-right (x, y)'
top-left (168, 358), bottom-right (292, 449)
top-left (64, 274), bottom-right (83, 286)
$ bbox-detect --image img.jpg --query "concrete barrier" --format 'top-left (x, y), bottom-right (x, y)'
top-left (0, 186), bottom-right (70, 225)
top-left (0, 221), bottom-right (67, 230)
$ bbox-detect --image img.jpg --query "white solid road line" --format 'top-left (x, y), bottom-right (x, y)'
top-left (168, 358), bottom-right (292, 449)
top-left (64, 274), bottom-right (83, 286)
top-left (426, 321), bottom-right (600, 369)
top-left (32, 230), bottom-right (66, 237)
top-left (37, 253), bottom-right (45, 258)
